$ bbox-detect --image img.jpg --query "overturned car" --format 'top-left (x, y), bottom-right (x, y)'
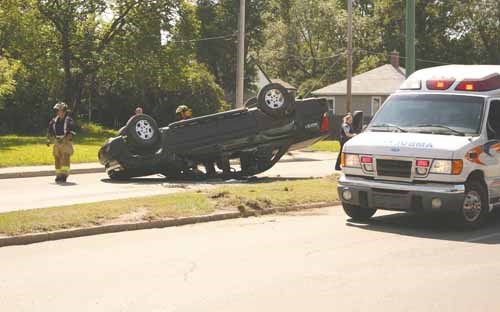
top-left (98, 83), bottom-right (331, 180)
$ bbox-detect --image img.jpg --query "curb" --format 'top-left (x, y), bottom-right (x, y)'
top-left (0, 202), bottom-right (337, 248)
top-left (0, 167), bottom-right (104, 180)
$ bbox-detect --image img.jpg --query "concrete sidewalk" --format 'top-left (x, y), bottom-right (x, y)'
top-left (0, 162), bottom-right (103, 179)
top-left (0, 151), bottom-right (336, 180)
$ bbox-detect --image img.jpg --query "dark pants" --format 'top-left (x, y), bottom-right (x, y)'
top-left (335, 139), bottom-right (348, 171)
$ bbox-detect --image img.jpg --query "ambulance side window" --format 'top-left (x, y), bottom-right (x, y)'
top-left (487, 100), bottom-right (500, 140)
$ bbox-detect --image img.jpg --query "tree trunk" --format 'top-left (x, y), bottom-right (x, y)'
top-left (71, 74), bottom-right (85, 116)
top-left (61, 32), bottom-right (73, 106)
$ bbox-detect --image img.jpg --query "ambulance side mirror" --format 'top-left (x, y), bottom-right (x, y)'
top-left (352, 110), bottom-right (363, 134)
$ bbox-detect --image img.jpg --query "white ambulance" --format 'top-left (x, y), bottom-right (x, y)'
top-left (338, 65), bottom-right (500, 228)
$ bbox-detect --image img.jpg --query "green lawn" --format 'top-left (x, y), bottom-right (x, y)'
top-left (210, 175), bottom-right (339, 212)
top-left (0, 123), bottom-right (117, 167)
top-left (0, 176), bottom-right (339, 236)
top-left (309, 140), bottom-right (340, 153)
top-left (0, 193), bottom-right (214, 236)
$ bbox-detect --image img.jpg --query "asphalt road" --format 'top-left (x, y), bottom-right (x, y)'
top-left (1, 207), bottom-right (500, 311)
top-left (0, 152), bottom-right (336, 212)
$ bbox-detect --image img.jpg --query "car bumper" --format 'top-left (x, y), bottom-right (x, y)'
top-left (337, 175), bottom-right (465, 213)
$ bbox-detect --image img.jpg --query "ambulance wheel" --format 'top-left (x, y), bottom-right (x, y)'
top-left (257, 83), bottom-right (294, 118)
top-left (343, 204), bottom-right (377, 221)
top-left (456, 180), bottom-right (489, 229)
top-left (126, 114), bottom-right (160, 148)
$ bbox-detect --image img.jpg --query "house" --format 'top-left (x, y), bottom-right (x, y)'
top-left (312, 52), bottom-right (405, 117)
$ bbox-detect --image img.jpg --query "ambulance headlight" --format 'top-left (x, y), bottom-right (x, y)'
top-left (430, 160), bottom-right (452, 174)
top-left (344, 154), bottom-right (361, 168)
top-left (430, 160), bottom-right (463, 175)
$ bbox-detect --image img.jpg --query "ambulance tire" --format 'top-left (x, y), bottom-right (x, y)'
top-left (456, 180), bottom-right (489, 230)
top-left (343, 204), bottom-right (377, 221)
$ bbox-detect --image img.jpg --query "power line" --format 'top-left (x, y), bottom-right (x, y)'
top-left (165, 33), bottom-right (237, 44)
top-left (355, 48), bottom-right (452, 65)
top-left (274, 50), bottom-right (346, 63)
top-left (302, 53), bottom-right (345, 99)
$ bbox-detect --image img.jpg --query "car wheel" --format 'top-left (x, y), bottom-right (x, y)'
top-left (257, 83), bottom-right (294, 118)
top-left (343, 204), bottom-right (377, 221)
top-left (126, 114), bottom-right (160, 148)
top-left (456, 180), bottom-right (489, 229)
top-left (107, 169), bottom-right (130, 180)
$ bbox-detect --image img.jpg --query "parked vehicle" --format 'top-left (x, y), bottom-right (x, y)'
top-left (338, 65), bottom-right (500, 228)
top-left (99, 83), bottom-right (331, 180)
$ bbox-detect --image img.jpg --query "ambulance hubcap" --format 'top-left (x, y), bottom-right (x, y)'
top-left (463, 190), bottom-right (482, 223)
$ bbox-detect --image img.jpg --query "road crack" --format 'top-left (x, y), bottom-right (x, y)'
top-left (184, 261), bottom-right (197, 282)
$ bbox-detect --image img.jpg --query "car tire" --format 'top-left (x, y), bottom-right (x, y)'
top-left (343, 204), bottom-right (377, 221)
top-left (456, 180), bottom-right (489, 229)
top-left (257, 83), bottom-right (294, 118)
top-left (107, 169), bottom-right (130, 180)
top-left (126, 114), bottom-right (160, 148)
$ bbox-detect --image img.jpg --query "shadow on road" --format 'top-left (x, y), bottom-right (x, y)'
top-left (51, 182), bottom-right (78, 186)
top-left (346, 210), bottom-right (500, 245)
top-left (279, 157), bottom-right (325, 163)
top-left (100, 176), bottom-right (316, 186)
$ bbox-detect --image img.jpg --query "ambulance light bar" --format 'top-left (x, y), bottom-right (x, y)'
top-left (455, 73), bottom-right (500, 92)
top-left (426, 79), bottom-right (455, 90)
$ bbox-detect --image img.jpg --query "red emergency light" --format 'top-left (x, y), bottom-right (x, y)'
top-left (416, 159), bottom-right (430, 167)
top-left (455, 73), bottom-right (500, 92)
top-left (360, 156), bottom-right (373, 164)
top-left (426, 79), bottom-right (455, 90)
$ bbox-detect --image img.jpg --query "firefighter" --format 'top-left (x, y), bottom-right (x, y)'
top-left (175, 105), bottom-right (193, 120)
top-left (47, 102), bottom-right (75, 183)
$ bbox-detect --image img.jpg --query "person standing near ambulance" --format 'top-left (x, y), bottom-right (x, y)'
top-left (335, 113), bottom-right (356, 171)
top-left (47, 102), bottom-right (75, 183)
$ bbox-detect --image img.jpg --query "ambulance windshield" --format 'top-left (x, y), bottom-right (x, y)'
top-left (369, 94), bottom-right (484, 136)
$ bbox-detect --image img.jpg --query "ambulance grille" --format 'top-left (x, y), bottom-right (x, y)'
top-left (376, 159), bottom-right (412, 178)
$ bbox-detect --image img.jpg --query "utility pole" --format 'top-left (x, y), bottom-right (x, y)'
top-left (405, 0), bottom-right (416, 77)
top-left (235, 0), bottom-right (246, 108)
top-left (346, 0), bottom-right (353, 114)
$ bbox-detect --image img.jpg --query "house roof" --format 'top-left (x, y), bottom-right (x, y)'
top-left (312, 64), bottom-right (406, 96)
top-left (271, 79), bottom-right (297, 90)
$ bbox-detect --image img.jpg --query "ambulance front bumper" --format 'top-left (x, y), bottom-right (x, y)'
top-left (337, 175), bottom-right (465, 213)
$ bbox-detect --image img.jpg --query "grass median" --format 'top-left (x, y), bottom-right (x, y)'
top-left (309, 140), bottom-right (340, 153)
top-left (0, 176), bottom-right (339, 236)
top-left (0, 123), bottom-right (116, 167)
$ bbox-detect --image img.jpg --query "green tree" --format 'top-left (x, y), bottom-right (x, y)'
top-left (0, 0), bottom-right (61, 132)
top-left (260, 0), bottom-right (381, 93)
top-left (195, 0), bottom-right (270, 100)
top-left (451, 0), bottom-right (500, 64)
top-left (36, 0), bottom-right (140, 113)
top-left (0, 56), bottom-right (20, 109)
top-left (93, 0), bottom-right (227, 128)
